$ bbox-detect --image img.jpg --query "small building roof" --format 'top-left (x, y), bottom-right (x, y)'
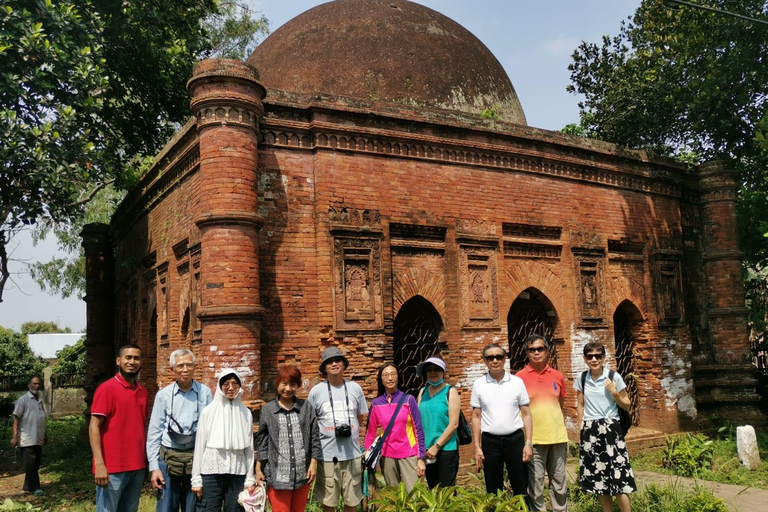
top-left (27, 333), bottom-right (84, 360)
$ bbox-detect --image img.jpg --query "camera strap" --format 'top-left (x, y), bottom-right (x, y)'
top-left (327, 380), bottom-right (351, 428)
top-left (167, 382), bottom-right (200, 444)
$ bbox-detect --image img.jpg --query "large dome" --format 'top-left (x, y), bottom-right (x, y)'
top-left (247, 0), bottom-right (526, 124)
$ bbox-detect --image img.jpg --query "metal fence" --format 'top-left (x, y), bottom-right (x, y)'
top-left (0, 376), bottom-right (29, 392)
top-left (51, 373), bottom-right (86, 388)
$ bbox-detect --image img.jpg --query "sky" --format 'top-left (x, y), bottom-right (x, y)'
top-left (0, 0), bottom-right (642, 333)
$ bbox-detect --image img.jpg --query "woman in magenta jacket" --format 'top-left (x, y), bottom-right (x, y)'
top-left (364, 364), bottom-right (426, 491)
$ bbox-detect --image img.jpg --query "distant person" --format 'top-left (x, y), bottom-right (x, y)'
top-left (516, 334), bottom-right (568, 512)
top-left (191, 369), bottom-right (256, 512)
top-left (575, 342), bottom-right (636, 512)
top-left (307, 347), bottom-right (368, 512)
top-left (89, 344), bottom-right (148, 512)
top-left (255, 364), bottom-right (321, 512)
top-left (146, 349), bottom-right (213, 512)
top-left (364, 363), bottom-right (426, 491)
top-left (11, 375), bottom-right (47, 496)
top-left (415, 356), bottom-right (460, 489)
top-left (470, 343), bottom-right (533, 497)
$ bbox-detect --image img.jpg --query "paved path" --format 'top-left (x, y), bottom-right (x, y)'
top-left (566, 464), bottom-right (767, 512)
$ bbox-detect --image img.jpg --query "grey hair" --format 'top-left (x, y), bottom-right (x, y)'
top-left (169, 349), bottom-right (195, 367)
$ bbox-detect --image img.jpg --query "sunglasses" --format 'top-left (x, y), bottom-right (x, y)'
top-left (527, 347), bottom-right (547, 353)
top-left (485, 354), bottom-right (506, 362)
top-left (585, 353), bottom-right (604, 360)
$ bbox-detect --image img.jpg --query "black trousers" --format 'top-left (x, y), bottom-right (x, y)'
top-left (195, 474), bottom-right (245, 512)
top-left (481, 430), bottom-right (528, 496)
top-left (20, 445), bottom-right (42, 492)
top-left (425, 449), bottom-right (459, 489)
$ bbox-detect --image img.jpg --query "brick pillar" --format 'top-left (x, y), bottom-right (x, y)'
top-left (80, 223), bottom-right (115, 434)
top-left (694, 160), bottom-right (765, 426)
top-left (187, 59), bottom-right (266, 405)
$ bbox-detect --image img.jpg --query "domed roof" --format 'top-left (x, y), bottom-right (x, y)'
top-left (247, 0), bottom-right (526, 124)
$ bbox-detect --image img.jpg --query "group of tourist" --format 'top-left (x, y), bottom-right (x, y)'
top-left (9, 336), bottom-right (635, 512)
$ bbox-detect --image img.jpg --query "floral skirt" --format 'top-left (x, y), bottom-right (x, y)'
top-left (579, 418), bottom-right (637, 496)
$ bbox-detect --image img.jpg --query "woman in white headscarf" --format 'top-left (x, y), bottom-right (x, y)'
top-left (191, 369), bottom-right (255, 512)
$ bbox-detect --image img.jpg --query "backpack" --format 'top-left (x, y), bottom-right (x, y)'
top-left (580, 370), bottom-right (632, 436)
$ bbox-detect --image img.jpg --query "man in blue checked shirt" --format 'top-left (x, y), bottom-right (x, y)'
top-left (146, 349), bottom-right (213, 512)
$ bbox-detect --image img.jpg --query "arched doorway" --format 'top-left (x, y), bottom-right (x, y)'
top-left (393, 296), bottom-right (443, 396)
top-left (613, 300), bottom-right (642, 427)
top-left (507, 288), bottom-right (558, 372)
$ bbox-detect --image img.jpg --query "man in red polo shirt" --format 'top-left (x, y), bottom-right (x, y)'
top-left (89, 344), bottom-right (148, 512)
top-left (516, 334), bottom-right (568, 512)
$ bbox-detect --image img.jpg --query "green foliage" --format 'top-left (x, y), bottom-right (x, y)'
top-left (661, 433), bottom-right (714, 477)
top-left (0, 499), bottom-right (43, 511)
top-left (569, 481), bottom-right (728, 512)
top-left (21, 321), bottom-right (70, 335)
top-left (51, 336), bottom-right (86, 376)
top-left (206, 0), bottom-right (269, 60)
top-left (480, 105), bottom-right (501, 121)
top-left (0, 326), bottom-right (45, 378)
top-left (2, 1), bottom-right (271, 301)
top-left (370, 482), bottom-right (528, 512)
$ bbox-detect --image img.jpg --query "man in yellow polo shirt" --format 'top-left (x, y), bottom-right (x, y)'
top-left (516, 334), bottom-right (568, 512)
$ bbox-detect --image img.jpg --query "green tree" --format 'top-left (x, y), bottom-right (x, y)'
top-left (1, 0), bottom-right (270, 301)
top-left (0, 326), bottom-right (46, 379)
top-left (51, 335), bottom-right (86, 376)
top-left (567, 0), bottom-right (768, 339)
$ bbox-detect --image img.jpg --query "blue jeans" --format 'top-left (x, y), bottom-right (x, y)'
top-left (96, 469), bottom-right (145, 512)
top-left (156, 457), bottom-right (196, 512)
top-left (195, 474), bottom-right (245, 512)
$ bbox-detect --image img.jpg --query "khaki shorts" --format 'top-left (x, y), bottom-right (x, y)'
top-left (315, 458), bottom-right (363, 508)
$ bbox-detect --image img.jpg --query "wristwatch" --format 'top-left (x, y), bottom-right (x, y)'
top-left (525, 441), bottom-right (533, 447)
top-left (435, 441), bottom-right (442, 449)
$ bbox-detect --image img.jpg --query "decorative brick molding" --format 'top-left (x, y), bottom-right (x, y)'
top-left (572, 246), bottom-right (606, 328)
top-left (332, 235), bottom-right (384, 331)
top-left (262, 126), bottom-right (684, 198)
top-left (392, 266), bottom-right (446, 319)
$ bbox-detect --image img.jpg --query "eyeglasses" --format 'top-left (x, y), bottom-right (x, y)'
top-left (381, 372), bottom-right (398, 378)
top-left (527, 347), bottom-right (547, 353)
top-left (485, 354), bottom-right (506, 362)
top-left (174, 363), bottom-right (195, 369)
top-left (585, 353), bottom-right (604, 360)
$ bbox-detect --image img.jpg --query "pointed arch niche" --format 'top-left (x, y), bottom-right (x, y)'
top-left (613, 300), bottom-right (646, 428)
top-left (393, 296), bottom-right (444, 395)
top-left (507, 288), bottom-right (560, 372)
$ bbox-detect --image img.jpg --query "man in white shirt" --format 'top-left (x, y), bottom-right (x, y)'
top-left (470, 343), bottom-right (533, 497)
top-left (11, 375), bottom-right (47, 495)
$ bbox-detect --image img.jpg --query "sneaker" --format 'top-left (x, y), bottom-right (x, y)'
top-left (33, 489), bottom-right (43, 496)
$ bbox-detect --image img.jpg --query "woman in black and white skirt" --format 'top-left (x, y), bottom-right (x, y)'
top-left (575, 342), bottom-right (636, 512)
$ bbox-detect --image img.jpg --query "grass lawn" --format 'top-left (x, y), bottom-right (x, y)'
top-left (630, 431), bottom-right (768, 490)
top-left (0, 416), bottom-right (156, 511)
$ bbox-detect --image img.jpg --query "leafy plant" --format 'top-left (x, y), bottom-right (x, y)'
top-left (370, 483), bottom-right (528, 512)
top-left (662, 433), bottom-right (714, 477)
top-left (0, 499), bottom-right (44, 511)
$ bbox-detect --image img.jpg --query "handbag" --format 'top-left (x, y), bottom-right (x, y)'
top-left (580, 370), bottom-right (632, 436)
top-left (363, 392), bottom-right (407, 470)
top-left (457, 409), bottom-right (472, 445)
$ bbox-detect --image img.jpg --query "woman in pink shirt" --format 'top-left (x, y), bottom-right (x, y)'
top-left (363, 364), bottom-right (426, 491)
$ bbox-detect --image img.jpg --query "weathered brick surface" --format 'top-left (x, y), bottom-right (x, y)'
top-left (86, 54), bottom-right (765, 434)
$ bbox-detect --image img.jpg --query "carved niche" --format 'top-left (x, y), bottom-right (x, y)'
top-left (654, 255), bottom-right (684, 325)
top-left (330, 207), bottom-right (384, 331)
top-left (190, 243), bottom-right (202, 341)
top-left (456, 220), bottom-right (499, 329)
top-left (156, 262), bottom-right (170, 341)
top-left (572, 246), bottom-right (606, 328)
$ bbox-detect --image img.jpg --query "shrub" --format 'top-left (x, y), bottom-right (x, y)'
top-left (662, 433), bottom-right (714, 477)
top-left (369, 482), bottom-right (529, 512)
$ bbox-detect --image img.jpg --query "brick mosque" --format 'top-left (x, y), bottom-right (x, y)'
top-left (82, 0), bottom-right (764, 434)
